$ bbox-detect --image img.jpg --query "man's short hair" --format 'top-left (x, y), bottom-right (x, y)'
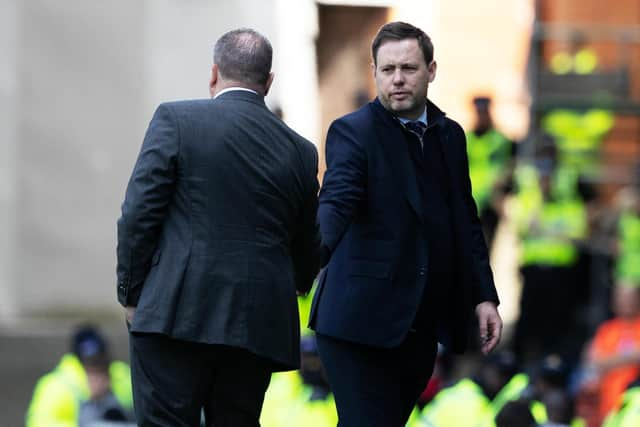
top-left (213, 28), bottom-right (272, 87)
top-left (371, 21), bottom-right (434, 66)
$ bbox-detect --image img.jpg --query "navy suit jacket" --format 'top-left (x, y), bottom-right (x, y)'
top-left (117, 90), bottom-right (321, 369)
top-left (309, 98), bottom-right (498, 353)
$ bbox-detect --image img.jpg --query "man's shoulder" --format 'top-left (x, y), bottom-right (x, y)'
top-left (150, 99), bottom-right (214, 122)
top-left (334, 102), bottom-right (376, 127)
top-left (291, 132), bottom-right (318, 161)
top-left (442, 116), bottom-right (465, 136)
top-left (158, 98), bottom-right (212, 112)
top-left (326, 103), bottom-right (381, 145)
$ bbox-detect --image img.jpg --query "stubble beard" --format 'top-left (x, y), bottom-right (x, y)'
top-left (383, 94), bottom-right (425, 119)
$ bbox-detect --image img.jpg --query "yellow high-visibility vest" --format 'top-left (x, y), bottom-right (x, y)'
top-left (519, 199), bottom-right (587, 267)
top-left (550, 49), bottom-right (598, 75)
top-left (541, 109), bottom-right (614, 176)
top-left (25, 354), bottom-right (133, 427)
top-left (466, 129), bottom-right (511, 211)
top-left (491, 373), bottom-right (529, 416)
top-left (416, 379), bottom-right (495, 427)
top-left (616, 212), bottom-right (640, 285)
top-left (602, 386), bottom-right (640, 427)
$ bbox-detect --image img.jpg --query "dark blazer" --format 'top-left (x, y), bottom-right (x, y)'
top-left (309, 98), bottom-right (499, 353)
top-left (117, 90), bottom-right (321, 370)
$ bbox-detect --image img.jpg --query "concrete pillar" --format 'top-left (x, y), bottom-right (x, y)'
top-left (0, 0), bottom-right (20, 323)
top-left (15, 0), bottom-right (148, 316)
top-left (274, 0), bottom-right (321, 145)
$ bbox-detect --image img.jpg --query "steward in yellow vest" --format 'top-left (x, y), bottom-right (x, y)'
top-left (260, 335), bottom-right (337, 427)
top-left (466, 96), bottom-right (514, 249)
top-left (26, 326), bottom-right (134, 427)
top-left (616, 206), bottom-right (640, 286)
top-left (545, 42), bottom-right (614, 184)
top-left (510, 156), bottom-right (588, 363)
top-left (413, 352), bottom-right (534, 427)
top-left (603, 379), bottom-right (640, 427)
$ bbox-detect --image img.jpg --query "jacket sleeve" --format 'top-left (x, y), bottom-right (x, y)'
top-left (452, 121), bottom-right (500, 306)
top-left (116, 104), bottom-right (179, 306)
top-left (318, 119), bottom-right (367, 255)
top-left (291, 143), bottom-right (322, 295)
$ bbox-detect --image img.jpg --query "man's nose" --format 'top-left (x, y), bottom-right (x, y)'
top-left (392, 70), bottom-right (404, 85)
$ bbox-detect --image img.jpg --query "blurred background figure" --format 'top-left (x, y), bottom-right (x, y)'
top-left (495, 400), bottom-right (537, 427)
top-left (542, 28), bottom-right (614, 207)
top-left (290, 335), bottom-right (337, 426)
top-left (613, 168), bottom-right (640, 290)
top-left (540, 389), bottom-right (575, 427)
top-left (541, 106), bottom-right (614, 202)
top-left (261, 335), bottom-right (337, 427)
top-left (602, 377), bottom-right (640, 427)
top-left (544, 28), bottom-right (601, 187)
top-left (549, 30), bottom-right (598, 76)
top-left (465, 96), bottom-right (515, 250)
top-left (524, 354), bottom-right (574, 425)
top-left (509, 140), bottom-right (588, 366)
top-left (415, 344), bottom-right (454, 410)
top-left (584, 283), bottom-right (640, 424)
top-left (25, 325), bottom-right (134, 427)
top-left (415, 352), bottom-right (525, 426)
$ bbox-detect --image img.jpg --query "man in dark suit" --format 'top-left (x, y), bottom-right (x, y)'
top-left (309, 22), bottom-right (502, 426)
top-left (116, 28), bottom-right (321, 427)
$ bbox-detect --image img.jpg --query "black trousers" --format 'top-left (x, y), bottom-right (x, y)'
top-left (316, 330), bottom-right (438, 427)
top-left (129, 332), bottom-right (272, 427)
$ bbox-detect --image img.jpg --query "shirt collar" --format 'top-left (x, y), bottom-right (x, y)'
top-left (213, 87), bottom-right (258, 99)
top-left (397, 107), bottom-right (428, 126)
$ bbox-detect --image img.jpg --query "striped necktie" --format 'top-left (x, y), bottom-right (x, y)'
top-left (405, 120), bottom-right (426, 150)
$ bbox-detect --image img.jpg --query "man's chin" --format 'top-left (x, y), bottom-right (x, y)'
top-left (384, 100), bottom-right (408, 113)
top-left (389, 103), bottom-right (419, 118)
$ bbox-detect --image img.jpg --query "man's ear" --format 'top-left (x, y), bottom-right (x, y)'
top-left (264, 72), bottom-right (274, 96)
top-left (209, 64), bottom-right (219, 97)
top-left (427, 60), bottom-right (437, 83)
top-left (371, 61), bottom-right (377, 78)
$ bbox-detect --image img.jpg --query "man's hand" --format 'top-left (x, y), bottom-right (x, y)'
top-left (125, 306), bottom-right (136, 325)
top-left (475, 301), bottom-right (502, 355)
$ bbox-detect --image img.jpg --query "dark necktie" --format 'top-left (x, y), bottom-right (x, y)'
top-left (404, 120), bottom-right (426, 151)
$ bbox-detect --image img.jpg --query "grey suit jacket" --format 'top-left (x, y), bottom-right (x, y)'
top-left (117, 90), bottom-right (321, 370)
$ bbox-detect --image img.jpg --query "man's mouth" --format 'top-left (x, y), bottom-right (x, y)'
top-left (390, 92), bottom-right (410, 99)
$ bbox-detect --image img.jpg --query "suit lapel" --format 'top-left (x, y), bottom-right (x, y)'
top-left (369, 101), bottom-right (423, 221)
